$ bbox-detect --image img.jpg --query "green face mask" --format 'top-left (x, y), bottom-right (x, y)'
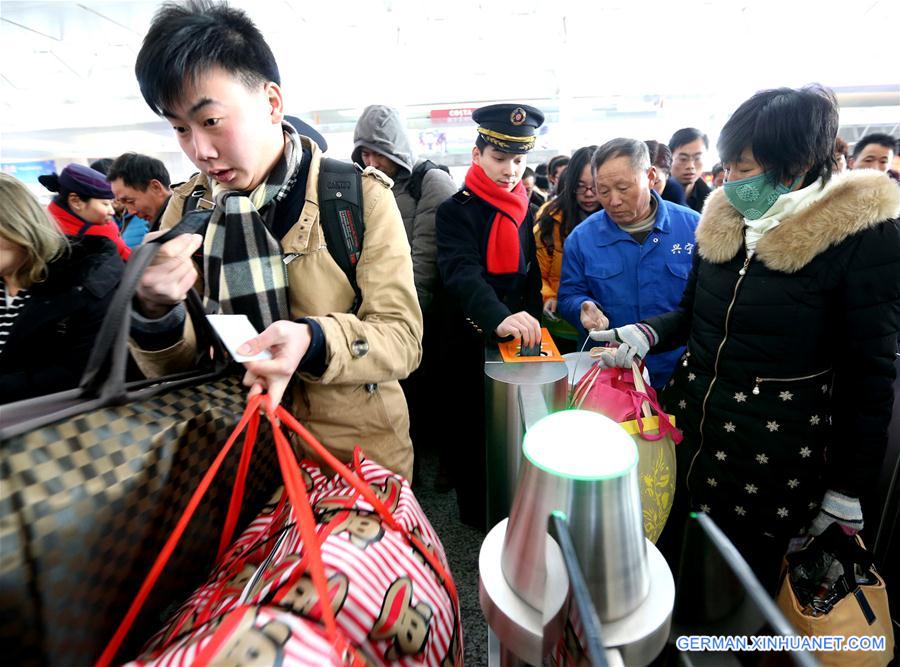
top-left (722, 171), bottom-right (802, 220)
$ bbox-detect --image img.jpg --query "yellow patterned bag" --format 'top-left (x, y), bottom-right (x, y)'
top-left (571, 359), bottom-right (679, 542)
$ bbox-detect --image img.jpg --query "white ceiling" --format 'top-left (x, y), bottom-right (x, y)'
top-left (1, 0), bottom-right (898, 162)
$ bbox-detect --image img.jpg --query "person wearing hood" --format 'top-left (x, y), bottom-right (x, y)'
top-left (352, 105), bottom-right (457, 473)
top-left (0, 173), bottom-right (124, 403)
top-left (352, 105), bottom-right (457, 314)
top-left (39, 163), bottom-right (131, 261)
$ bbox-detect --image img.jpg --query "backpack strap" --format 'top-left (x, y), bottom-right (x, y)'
top-left (317, 158), bottom-right (365, 313)
top-left (172, 181), bottom-right (215, 264)
top-left (407, 159), bottom-right (450, 202)
top-left (181, 182), bottom-right (215, 215)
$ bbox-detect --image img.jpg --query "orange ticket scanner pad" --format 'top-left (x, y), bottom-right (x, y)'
top-left (498, 327), bottom-right (566, 363)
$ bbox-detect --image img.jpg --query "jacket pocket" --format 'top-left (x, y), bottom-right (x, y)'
top-left (585, 256), bottom-right (626, 307)
top-left (585, 256), bottom-right (624, 280)
top-left (752, 368), bottom-right (832, 396)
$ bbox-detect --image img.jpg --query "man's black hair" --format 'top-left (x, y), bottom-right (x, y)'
top-left (135, 0), bottom-right (281, 117)
top-left (668, 127), bottom-right (709, 152)
top-left (711, 163), bottom-right (725, 177)
top-left (717, 84), bottom-right (839, 187)
top-left (523, 166), bottom-right (536, 179)
top-left (475, 136), bottom-right (518, 154)
top-left (107, 153), bottom-right (171, 191)
top-left (851, 133), bottom-right (897, 159)
top-left (535, 162), bottom-right (549, 190)
top-left (89, 158), bottom-right (114, 176)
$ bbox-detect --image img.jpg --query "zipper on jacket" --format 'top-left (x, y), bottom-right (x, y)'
top-left (752, 368), bottom-right (832, 395)
top-left (686, 255), bottom-right (751, 494)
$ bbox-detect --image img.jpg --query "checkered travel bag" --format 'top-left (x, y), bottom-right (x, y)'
top-left (0, 233), bottom-right (280, 666)
top-left (98, 395), bottom-right (463, 666)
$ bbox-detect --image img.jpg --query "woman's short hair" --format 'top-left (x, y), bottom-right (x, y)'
top-left (645, 140), bottom-right (673, 173)
top-left (717, 84), bottom-right (839, 187)
top-left (0, 173), bottom-right (67, 289)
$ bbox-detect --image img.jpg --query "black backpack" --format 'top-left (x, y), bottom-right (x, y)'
top-left (181, 158), bottom-right (366, 312)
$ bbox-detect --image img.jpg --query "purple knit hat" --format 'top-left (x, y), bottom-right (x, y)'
top-left (38, 163), bottom-right (115, 200)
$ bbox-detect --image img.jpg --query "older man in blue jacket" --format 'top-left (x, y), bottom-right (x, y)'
top-left (558, 138), bottom-right (700, 388)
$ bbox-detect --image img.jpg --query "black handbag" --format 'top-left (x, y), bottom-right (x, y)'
top-left (0, 227), bottom-right (280, 666)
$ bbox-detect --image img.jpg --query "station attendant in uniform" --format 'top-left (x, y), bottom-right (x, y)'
top-left (435, 104), bottom-right (544, 529)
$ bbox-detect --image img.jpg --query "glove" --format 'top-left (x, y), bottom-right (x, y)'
top-left (588, 323), bottom-right (657, 368)
top-left (808, 490), bottom-right (863, 536)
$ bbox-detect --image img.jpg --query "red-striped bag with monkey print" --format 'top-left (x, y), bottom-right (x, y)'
top-left (100, 397), bottom-right (462, 667)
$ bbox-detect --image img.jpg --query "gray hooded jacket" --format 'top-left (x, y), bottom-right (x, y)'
top-left (353, 105), bottom-right (457, 312)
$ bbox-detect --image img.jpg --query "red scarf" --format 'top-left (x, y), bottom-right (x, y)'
top-left (464, 164), bottom-right (529, 275)
top-left (48, 201), bottom-right (131, 261)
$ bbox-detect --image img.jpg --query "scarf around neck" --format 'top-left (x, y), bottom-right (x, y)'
top-left (744, 177), bottom-right (825, 256)
top-left (464, 164), bottom-right (529, 275)
top-left (202, 122), bottom-right (303, 331)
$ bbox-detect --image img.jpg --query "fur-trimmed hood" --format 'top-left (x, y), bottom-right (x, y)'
top-left (696, 170), bottom-right (900, 273)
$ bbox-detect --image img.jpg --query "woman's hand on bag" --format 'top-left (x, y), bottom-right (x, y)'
top-left (239, 320), bottom-right (312, 411)
top-left (495, 311), bottom-right (542, 347)
top-left (580, 301), bottom-right (609, 331)
top-left (136, 232), bottom-right (203, 318)
top-left (589, 324), bottom-right (657, 368)
top-left (807, 490), bottom-right (863, 536)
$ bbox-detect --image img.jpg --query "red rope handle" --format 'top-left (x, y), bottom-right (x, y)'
top-left (98, 394), bottom-right (458, 666)
top-left (217, 409), bottom-right (260, 561)
top-left (274, 406), bottom-right (458, 605)
top-left (267, 403), bottom-right (339, 640)
top-left (95, 394), bottom-right (264, 667)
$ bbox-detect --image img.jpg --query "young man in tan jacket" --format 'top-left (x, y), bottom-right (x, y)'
top-left (128, 1), bottom-right (421, 480)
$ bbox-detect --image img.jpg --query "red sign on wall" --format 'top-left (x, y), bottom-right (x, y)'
top-left (430, 108), bottom-right (475, 121)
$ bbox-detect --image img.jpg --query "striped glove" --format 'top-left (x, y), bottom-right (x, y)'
top-left (808, 490), bottom-right (863, 536)
top-left (588, 323), bottom-right (658, 368)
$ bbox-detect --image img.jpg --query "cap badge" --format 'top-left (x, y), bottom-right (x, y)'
top-left (510, 107), bottom-right (527, 126)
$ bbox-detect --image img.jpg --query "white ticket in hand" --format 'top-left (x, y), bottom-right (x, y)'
top-left (206, 314), bottom-right (273, 362)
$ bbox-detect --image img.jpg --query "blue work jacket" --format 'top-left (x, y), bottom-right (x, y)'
top-left (558, 191), bottom-right (700, 387)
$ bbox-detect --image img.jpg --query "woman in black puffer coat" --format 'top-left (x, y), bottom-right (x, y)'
top-left (590, 86), bottom-right (900, 589)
